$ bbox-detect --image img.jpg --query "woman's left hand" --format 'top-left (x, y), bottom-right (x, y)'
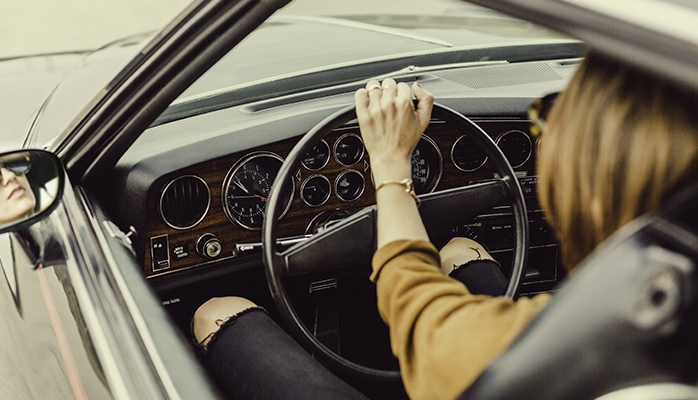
top-left (355, 78), bottom-right (434, 184)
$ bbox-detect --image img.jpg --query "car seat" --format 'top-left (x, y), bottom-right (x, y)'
top-left (458, 183), bottom-right (698, 400)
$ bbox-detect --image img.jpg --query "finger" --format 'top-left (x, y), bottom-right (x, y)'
top-left (413, 82), bottom-right (434, 130)
top-left (396, 82), bottom-right (413, 106)
top-left (381, 79), bottom-right (398, 100)
top-left (365, 79), bottom-right (381, 91)
top-left (366, 80), bottom-right (382, 101)
top-left (368, 84), bottom-right (383, 103)
top-left (354, 89), bottom-right (369, 115)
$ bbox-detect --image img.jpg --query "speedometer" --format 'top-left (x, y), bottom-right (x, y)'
top-left (222, 152), bottom-right (294, 230)
top-left (411, 135), bottom-right (443, 194)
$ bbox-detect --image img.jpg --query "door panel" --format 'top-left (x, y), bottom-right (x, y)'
top-left (0, 233), bottom-right (112, 400)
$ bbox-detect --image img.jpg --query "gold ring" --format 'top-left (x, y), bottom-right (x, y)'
top-left (366, 83), bottom-right (382, 91)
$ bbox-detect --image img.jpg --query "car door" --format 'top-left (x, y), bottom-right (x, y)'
top-left (8, 0), bottom-right (291, 399)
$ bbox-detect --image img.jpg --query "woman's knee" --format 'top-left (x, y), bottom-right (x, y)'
top-left (439, 237), bottom-right (494, 274)
top-left (193, 296), bottom-right (257, 347)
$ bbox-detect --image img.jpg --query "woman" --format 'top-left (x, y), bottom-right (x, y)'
top-left (0, 158), bottom-right (36, 225)
top-left (192, 51), bottom-right (698, 399)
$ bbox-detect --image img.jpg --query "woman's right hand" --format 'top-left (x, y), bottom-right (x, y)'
top-left (354, 78), bottom-right (434, 184)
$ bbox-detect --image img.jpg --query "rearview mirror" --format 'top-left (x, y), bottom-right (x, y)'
top-left (0, 150), bottom-right (65, 234)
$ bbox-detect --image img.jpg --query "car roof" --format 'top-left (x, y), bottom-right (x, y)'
top-left (466, 0), bottom-right (698, 92)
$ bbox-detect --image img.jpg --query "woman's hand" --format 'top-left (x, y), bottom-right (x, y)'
top-left (354, 79), bottom-right (434, 248)
top-left (354, 78), bottom-right (434, 184)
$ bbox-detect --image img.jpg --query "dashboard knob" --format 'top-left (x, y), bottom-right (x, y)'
top-left (196, 233), bottom-right (222, 259)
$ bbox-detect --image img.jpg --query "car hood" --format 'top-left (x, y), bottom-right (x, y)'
top-left (178, 13), bottom-right (565, 99)
top-left (26, 12), bottom-right (564, 147)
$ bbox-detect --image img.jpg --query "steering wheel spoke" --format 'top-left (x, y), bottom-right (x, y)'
top-left (420, 179), bottom-right (510, 246)
top-left (280, 206), bottom-right (377, 276)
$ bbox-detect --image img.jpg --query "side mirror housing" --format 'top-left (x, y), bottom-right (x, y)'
top-left (0, 150), bottom-right (65, 234)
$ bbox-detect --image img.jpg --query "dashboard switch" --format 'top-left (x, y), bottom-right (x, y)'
top-left (196, 233), bottom-right (222, 259)
top-left (151, 235), bottom-right (170, 271)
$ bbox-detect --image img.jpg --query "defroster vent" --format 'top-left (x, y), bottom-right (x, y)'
top-left (159, 175), bottom-right (210, 229)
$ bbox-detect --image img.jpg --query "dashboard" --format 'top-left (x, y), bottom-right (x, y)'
top-left (138, 113), bottom-right (562, 294)
top-left (104, 58), bottom-right (584, 299)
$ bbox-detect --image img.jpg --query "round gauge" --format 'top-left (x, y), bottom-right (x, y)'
top-left (334, 133), bottom-right (364, 167)
top-left (302, 139), bottom-right (330, 171)
top-left (411, 135), bottom-right (443, 194)
top-left (222, 152), bottom-right (294, 230)
top-left (335, 170), bottom-right (365, 202)
top-left (451, 134), bottom-right (488, 172)
top-left (301, 175), bottom-right (331, 207)
top-left (496, 130), bottom-right (532, 168)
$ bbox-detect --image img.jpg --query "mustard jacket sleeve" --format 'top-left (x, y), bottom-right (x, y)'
top-left (371, 240), bottom-right (551, 400)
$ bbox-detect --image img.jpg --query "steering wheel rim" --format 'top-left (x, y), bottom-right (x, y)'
top-left (263, 102), bottom-right (529, 381)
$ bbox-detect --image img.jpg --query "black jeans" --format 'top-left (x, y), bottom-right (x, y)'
top-left (203, 259), bottom-right (506, 399)
top-left (204, 308), bottom-right (369, 399)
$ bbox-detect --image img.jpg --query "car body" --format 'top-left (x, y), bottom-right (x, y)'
top-left (1, 0), bottom-right (697, 399)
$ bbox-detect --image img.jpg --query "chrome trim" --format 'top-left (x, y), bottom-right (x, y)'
top-left (451, 134), bottom-right (489, 172)
top-left (300, 174), bottom-right (331, 207)
top-left (301, 139), bottom-right (330, 171)
top-left (333, 133), bottom-right (365, 167)
top-left (334, 169), bottom-right (365, 202)
top-left (417, 134), bottom-right (443, 193)
top-left (158, 175), bottom-right (210, 230)
top-left (495, 129), bottom-right (533, 168)
top-left (222, 152), bottom-right (294, 230)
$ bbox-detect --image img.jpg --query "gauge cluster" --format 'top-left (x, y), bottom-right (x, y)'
top-left (146, 119), bottom-right (537, 277)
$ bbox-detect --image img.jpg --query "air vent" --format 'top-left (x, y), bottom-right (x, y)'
top-left (451, 134), bottom-right (488, 172)
top-left (159, 175), bottom-right (210, 229)
top-left (496, 130), bottom-right (532, 168)
top-left (433, 63), bottom-right (562, 89)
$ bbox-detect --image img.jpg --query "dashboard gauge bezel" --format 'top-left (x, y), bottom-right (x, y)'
top-left (222, 152), bottom-right (294, 230)
top-left (300, 174), bottom-right (332, 207)
top-left (412, 134), bottom-right (443, 194)
top-left (495, 130), bottom-right (533, 169)
top-left (334, 169), bottom-right (365, 202)
top-left (159, 175), bottom-right (211, 230)
top-left (451, 134), bottom-right (489, 172)
top-left (333, 133), bottom-right (365, 167)
top-left (301, 139), bottom-right (331, 171)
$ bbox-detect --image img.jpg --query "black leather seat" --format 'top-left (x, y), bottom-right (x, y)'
top-left (459, 184), bottom-right (698, 400)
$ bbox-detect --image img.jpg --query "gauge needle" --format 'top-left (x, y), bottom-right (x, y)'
top-left (234, 179), bottom-right (268, 200)
top-left (233, 179), bottom-right (251, 194)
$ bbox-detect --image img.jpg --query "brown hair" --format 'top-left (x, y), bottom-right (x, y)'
top-left (537, 51), bottom-right (698, 270)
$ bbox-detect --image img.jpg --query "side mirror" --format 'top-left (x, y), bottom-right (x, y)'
top-left (0, 150), bottom-right (65, 234)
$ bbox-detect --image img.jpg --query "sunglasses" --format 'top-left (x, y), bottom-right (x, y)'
top-left (0, 156), bottom-right (31, 185)
top-left (527, 92), bottom-right (559, 138)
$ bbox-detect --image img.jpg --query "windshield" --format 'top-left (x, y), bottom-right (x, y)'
top-left (172, 0), bottom-right (567, 107)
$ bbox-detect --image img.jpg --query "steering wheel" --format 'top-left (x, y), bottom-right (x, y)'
top-left (263, 103), bottom-right (528, 381)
